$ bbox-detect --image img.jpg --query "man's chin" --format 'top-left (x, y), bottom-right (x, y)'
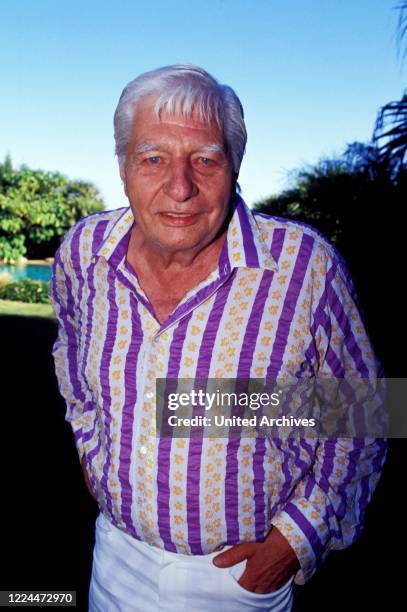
top-left (151, 226), bottom-right (207, 251)
top-left (154, 239), bottom-right (204, 254)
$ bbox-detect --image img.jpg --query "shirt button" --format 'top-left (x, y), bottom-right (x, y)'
top-left (140, 446), bottom-right (147, 455)
top-left (145, 391), bottom-right (154, 399)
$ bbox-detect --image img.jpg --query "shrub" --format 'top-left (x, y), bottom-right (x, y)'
top-left (0, 279), bottom-right (50, 304)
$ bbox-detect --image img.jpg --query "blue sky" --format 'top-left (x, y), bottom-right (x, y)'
top-left (0, 0), bottom-right (405, 209)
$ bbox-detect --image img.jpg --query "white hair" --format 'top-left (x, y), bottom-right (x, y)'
top-left (113, 64), bottom-right (247, 176)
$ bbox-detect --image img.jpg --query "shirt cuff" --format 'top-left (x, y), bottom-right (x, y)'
top-left (270, 498), bottom-right (331, 585)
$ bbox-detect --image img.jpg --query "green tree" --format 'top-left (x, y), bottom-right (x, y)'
top-left (253, 142), bottom-right (399, 246)
top-left (0, 157), bottom-right (104, 261)
top-left (253, 143), bottom-right (406, 374)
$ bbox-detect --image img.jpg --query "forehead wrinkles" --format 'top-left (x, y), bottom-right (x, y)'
top-left (150, 109), bottom-right (223, 137)
top-left (133, 120), bottom-right (225, 151)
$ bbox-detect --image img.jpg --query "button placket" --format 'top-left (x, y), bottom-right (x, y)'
top-left (138, 323), bottom-right (162, 537)
top-left (131, 319), bottom-right (155, 527)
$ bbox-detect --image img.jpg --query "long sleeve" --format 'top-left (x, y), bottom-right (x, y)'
top-left (49, 234), bottom-right (97, 461)
top-left (270, 247), bottom-right (387, 585)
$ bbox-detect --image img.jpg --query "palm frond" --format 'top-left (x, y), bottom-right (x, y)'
top-left (373, 92), bottom-right (407, 169)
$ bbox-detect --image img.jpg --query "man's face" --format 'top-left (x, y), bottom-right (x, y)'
top-left (120, 96), bottom-right (234, 257)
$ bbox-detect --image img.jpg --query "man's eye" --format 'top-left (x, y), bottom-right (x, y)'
top-left (198, 157), bottom-right (214, 166)
top-left (146, 156), bottom-right (161, 165)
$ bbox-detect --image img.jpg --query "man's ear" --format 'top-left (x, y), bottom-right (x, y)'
top-left (120, 166), bottom-right (128, 197)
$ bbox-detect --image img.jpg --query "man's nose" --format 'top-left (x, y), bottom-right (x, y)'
top-left (163, 160), bottom-right (198, 202)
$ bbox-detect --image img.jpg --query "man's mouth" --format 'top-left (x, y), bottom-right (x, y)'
top-left (158, 212), bottom-right (200, 226)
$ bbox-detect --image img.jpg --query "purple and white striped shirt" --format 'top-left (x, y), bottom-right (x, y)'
top-left (50, 195), bottom-right (386, 584)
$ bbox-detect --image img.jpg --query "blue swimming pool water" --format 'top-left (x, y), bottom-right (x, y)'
top-left (0, 263), bottom-right (52, 282)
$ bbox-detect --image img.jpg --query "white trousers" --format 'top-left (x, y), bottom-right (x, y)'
top-left (89, 513), bottom-right (294, 612)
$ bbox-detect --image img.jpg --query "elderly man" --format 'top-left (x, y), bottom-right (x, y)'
top-left (50, 65), bottom-right (386, 611)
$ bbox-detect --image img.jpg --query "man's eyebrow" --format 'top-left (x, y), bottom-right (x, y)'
top-left (131, 143), bottom-right (160, 156)
top-left (131, 143), bottom-right (226, 156)
top-left (197, 144), bottom-right (226, 155)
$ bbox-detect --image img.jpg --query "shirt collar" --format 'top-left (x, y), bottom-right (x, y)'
top-left (221, 194), bottom-right (279, 273)
top-left (94, 195), bottom-right (278, 273)
top-left (94, 207), bottom-right (134, 265)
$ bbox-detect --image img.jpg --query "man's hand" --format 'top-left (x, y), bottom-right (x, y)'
top-left (212, 526), bottom-right (300, 594)
top-left (80, 455), bottom-right (96, 500)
